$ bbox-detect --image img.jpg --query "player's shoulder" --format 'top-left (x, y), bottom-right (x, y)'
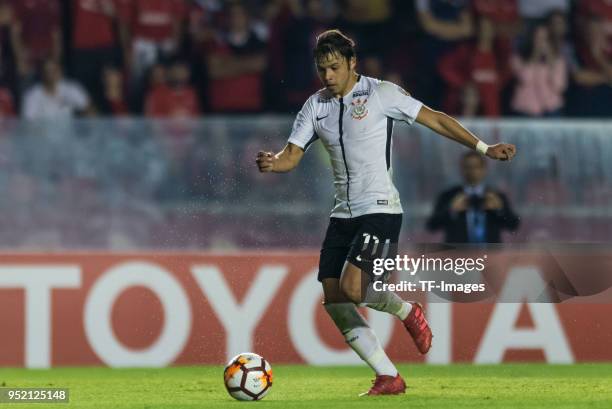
top-left (373, 78), bottom-right (412, 98)
top-left (298, 88), bottom-right (333, 113)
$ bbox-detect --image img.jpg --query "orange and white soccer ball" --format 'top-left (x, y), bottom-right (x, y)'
top-left (223, 352), bottom-right (273, 401)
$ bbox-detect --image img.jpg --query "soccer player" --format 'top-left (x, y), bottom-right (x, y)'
top-left (256, 30), bottom-right (516, 396)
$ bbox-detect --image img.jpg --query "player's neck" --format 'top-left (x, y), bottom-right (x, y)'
top-left (334, 72), bottom-right (359, 99)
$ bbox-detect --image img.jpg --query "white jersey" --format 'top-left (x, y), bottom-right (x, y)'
top-left (288, 75), bottom-right (423, 218)
top-left (23, 80), bottom-right (90, 120)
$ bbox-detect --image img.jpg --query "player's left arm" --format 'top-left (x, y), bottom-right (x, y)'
top-left (415, 106), bottom-right (516, 161)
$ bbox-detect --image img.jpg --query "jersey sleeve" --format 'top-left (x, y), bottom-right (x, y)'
top-left (287, 96), bottom-right (318, 151)
top-left (375, 81), bottom-right (423, 124)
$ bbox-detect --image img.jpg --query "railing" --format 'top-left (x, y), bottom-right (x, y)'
top-left (0, 118), bottom-right (610, 249)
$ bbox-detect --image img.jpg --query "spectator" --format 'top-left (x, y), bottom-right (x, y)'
top-left (568, 15), bottom-right (612, 116)
top-left (187, 0), bottom-right (219, 50)
top-left (547, 10), bottom-right (572, 63)
top-left (577, 0), bottom-right (612, 49)
top-left (426, 151), bottom-right (520, 244)
top-left (0, 87), bottom-right (15, 117)
top-left (206, 2), bottom-right (267, 112)
top-left (438, 18), bottom-right (512, 117)
top-left (99, 67), bottom-right (129, 116)
top-left (459, 83), bottom-right (480, 117)
top-left (12, 0), bottom-right (62, 76)
top-left (145, 61), bottom-right (199, 118)
top-left (383, 2), bottom-right (421, 95)
top-left (416, 0), bottom-right (472, 43)
top-left (186, 0), bottom-right (220, 108)
top-left (147, 63), bottom-right (167, 89)
top-left (472, 0), bottom-right (520, 69)
top-left (71, 0), bottom-right (128, 109)
top-left (123, 0), bottom-right (186, 94)
top-left (22, 59), bottom-right (93, 119)
top-left (335, 0), bottom-right (392, 58)
top-left (511, 23), bottom-right (568, 117)
top-left (267, 0), bottom-right (331, 111)
top-left (578, 0), bottom-right (612, 19)
top-left (0, 0), bottom-right (602, 119)
top-left (416, 0), bottom-right (473, 106)
top-left (0, 1), bottom-right (20, 95)
top-left (576, 1), bottom-right (612, 73)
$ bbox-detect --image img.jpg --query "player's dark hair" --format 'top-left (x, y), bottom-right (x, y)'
top-left (313, 30), bottom-right (356, 64)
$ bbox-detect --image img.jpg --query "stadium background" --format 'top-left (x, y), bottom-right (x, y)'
top-left (0, 0), bottom-right (611, 373)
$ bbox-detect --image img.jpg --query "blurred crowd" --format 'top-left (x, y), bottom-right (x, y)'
top-left (0, 0), bottom-right (610, 119)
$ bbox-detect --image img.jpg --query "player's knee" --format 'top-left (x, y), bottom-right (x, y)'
top-left (323, 292), bottom-right (343, 304)
top-left (321, 279), bottom-right (344, 304)
top-left (323, 303), bottom-right (367, 334)
top-left (340, 277), bottom-right (363, 304)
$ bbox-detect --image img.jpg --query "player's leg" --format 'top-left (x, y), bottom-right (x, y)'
top-left (325, 267), bottom-right (406, 395)
top-left (341, 213), bottom-right (432, 354)
top-left (322, 278), bottom-right (402, 383)
top-left (340, 260), bottom-right (429, 354)
top-left (340, 213), bottom-right (411, 315)
top-left (318, 219), bottom-right (402, 384)
top-left (340, 260), bottom-right (412, 319)
top-left (320, 217), bottom-right (408, 395)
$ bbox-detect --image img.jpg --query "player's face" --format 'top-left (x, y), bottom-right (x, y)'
top-left (316, 53), bottom-right (355, 96)
top-left (462, 155), bottom-right (487, 185)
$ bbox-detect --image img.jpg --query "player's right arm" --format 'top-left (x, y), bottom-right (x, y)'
top-left (256, 95), bottom-right (317, 173)
top-left (256, 143), bottom-right (304, 173)
top-left (375, 81), bottom-right (516, 161)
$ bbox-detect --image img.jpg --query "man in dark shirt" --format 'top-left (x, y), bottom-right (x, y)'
top-left (206, 2), bottom-right (267, 112)
top-left (427, 151), bottom-right (520, 243)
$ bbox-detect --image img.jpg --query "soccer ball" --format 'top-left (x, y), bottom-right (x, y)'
top-left (223, 352), bottom-right (273, 401)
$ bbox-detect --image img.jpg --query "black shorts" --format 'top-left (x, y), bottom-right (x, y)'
top-left (318, 213), bottom-right (402, 282)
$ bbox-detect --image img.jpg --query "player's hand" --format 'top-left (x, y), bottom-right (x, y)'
top-left (450, 192), bottom-right (468, 213)
top-left (486, 143), bottom-right (516, 161)
top-left (256, 151), bottom-right (275, 173)
top-left (484, 192), bottom-right (503, 210)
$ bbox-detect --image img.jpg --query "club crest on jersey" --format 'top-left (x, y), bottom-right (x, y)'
top-left (351, 98), bottom-right (368, 120)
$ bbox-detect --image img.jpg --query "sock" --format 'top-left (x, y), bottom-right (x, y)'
top-left (344, 326), bottom-right (398, 377)
top-left (363, 284), bottom-right (412, 320)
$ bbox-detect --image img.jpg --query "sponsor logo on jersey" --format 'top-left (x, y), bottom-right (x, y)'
top-left (377, 200), bottom-right (388, 205)
top-left (352, 90), bottom-right (370, 98)
top-left (351, 98), bottom-right (369, 120)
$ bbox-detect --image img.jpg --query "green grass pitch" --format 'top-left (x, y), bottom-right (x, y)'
top-left (1, 364), bottom-right (611, 409)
